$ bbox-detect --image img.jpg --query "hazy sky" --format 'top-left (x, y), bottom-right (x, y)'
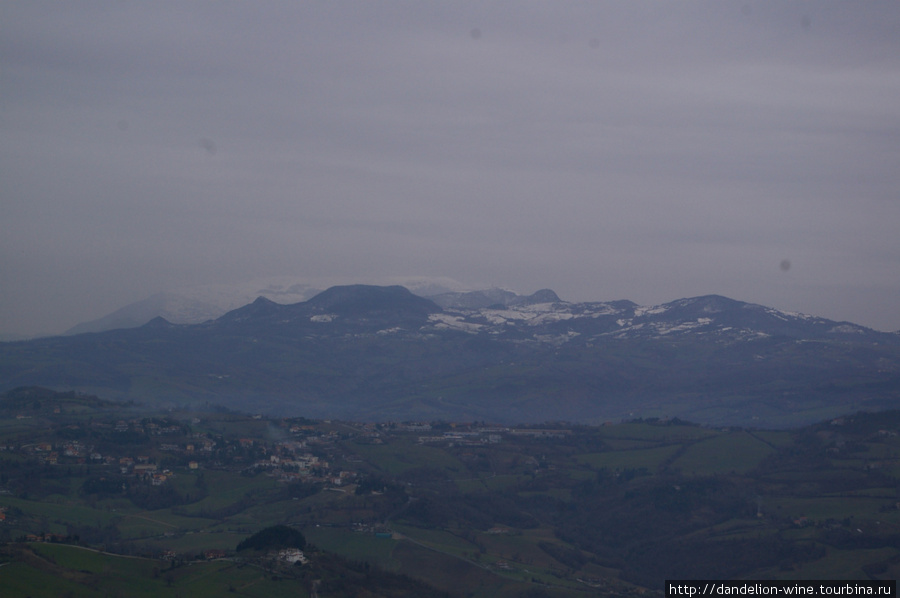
top-left (2, 1), bottom-right (899, 336)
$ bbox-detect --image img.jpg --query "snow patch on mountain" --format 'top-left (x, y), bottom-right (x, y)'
top-left (427, 313), bottom-right (483, 333)
top-left (634, 305), bottom-right (669, 317)
top-left (653, 317), bottom-right (713, 335)
top-left (764, 307), bottom-right (815, 321)
top-left (535, 331), bottom-right (581, 345)
top-left (476, 302), bottom-right (578, 326)
top-left (586, 304), bottom-right (624, 317)
top-left (828, 324), bottom-right (865, 334)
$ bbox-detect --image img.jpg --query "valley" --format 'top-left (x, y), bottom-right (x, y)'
top-left (2, 387), bottom-right (899, 597)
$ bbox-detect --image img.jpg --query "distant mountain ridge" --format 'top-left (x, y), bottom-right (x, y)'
top-left (62, 277), bottom-right (466, 335)
top-left (3, 284), bottom-right (899, 428)
top-left (64, 280), bottom-right (325, 334)
top-left (427, 288), bottom-right (560, 310)
top-left (307, 284), bottom-right (439, 316)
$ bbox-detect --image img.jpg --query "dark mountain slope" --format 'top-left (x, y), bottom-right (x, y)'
top-left (1, 285), bottom-right (898, 427)
top-left (305, 284), bottom-right (439, 316)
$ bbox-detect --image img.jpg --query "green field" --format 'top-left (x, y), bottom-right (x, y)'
top-left (302, 525), bottom-right (398, 569)
top-left (0, 495), bottom-right (117, 528)
top-left (346, 438), bottom-right (467, 476)
top-left (576, 444), bottom-right (681, 472)
top-left (4, 391), bottom-right (900, 596)
top-left (0, 543), bottom-right (316, 598)
top-left (596, 422), bottom-right (718, 442)
top-left (671, 431), bottom-right (776, 474)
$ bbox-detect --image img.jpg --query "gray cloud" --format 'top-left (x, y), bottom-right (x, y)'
top-left (2, 1), bottom-right (899, 336)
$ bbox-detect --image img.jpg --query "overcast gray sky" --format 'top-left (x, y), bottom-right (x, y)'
top-left (2, 1), bottom-right (899, 337)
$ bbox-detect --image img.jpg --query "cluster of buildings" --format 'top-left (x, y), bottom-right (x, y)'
top-left (3, 408), bottom-right (579, 502)
top-left (414, 425), bottom-right (572, 445)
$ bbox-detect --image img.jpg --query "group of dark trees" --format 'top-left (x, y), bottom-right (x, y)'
top-left (235, 524), bottom-right (306, 552)
top-left (79, 474), bottom-right (201, 511)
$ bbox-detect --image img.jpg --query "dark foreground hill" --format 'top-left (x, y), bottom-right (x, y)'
top-left (1, 285), bottom-right (898, 427)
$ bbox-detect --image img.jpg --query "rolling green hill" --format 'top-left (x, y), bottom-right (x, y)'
top-left (2, 388), bottom-right (899, 596)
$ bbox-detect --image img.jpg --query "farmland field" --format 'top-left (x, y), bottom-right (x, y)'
top-left (2, 389), bottom-right (900, 596)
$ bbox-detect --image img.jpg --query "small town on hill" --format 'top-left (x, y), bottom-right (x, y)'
top-left (2, 387), bottom-right (900, 597)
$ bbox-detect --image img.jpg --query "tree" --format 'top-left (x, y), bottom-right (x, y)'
top-left (236, 525), bottom-right (306, 552)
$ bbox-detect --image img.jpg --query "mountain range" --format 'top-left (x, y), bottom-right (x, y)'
top-left (2, 284), bottom-right (898, 428)
top-left (62, 276), bottom-right (467, 334)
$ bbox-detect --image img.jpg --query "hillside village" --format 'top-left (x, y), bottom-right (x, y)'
top-left (3, 410), bottom-right (550, 493)
top-left (2, 387), bottom-right (900, 597)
